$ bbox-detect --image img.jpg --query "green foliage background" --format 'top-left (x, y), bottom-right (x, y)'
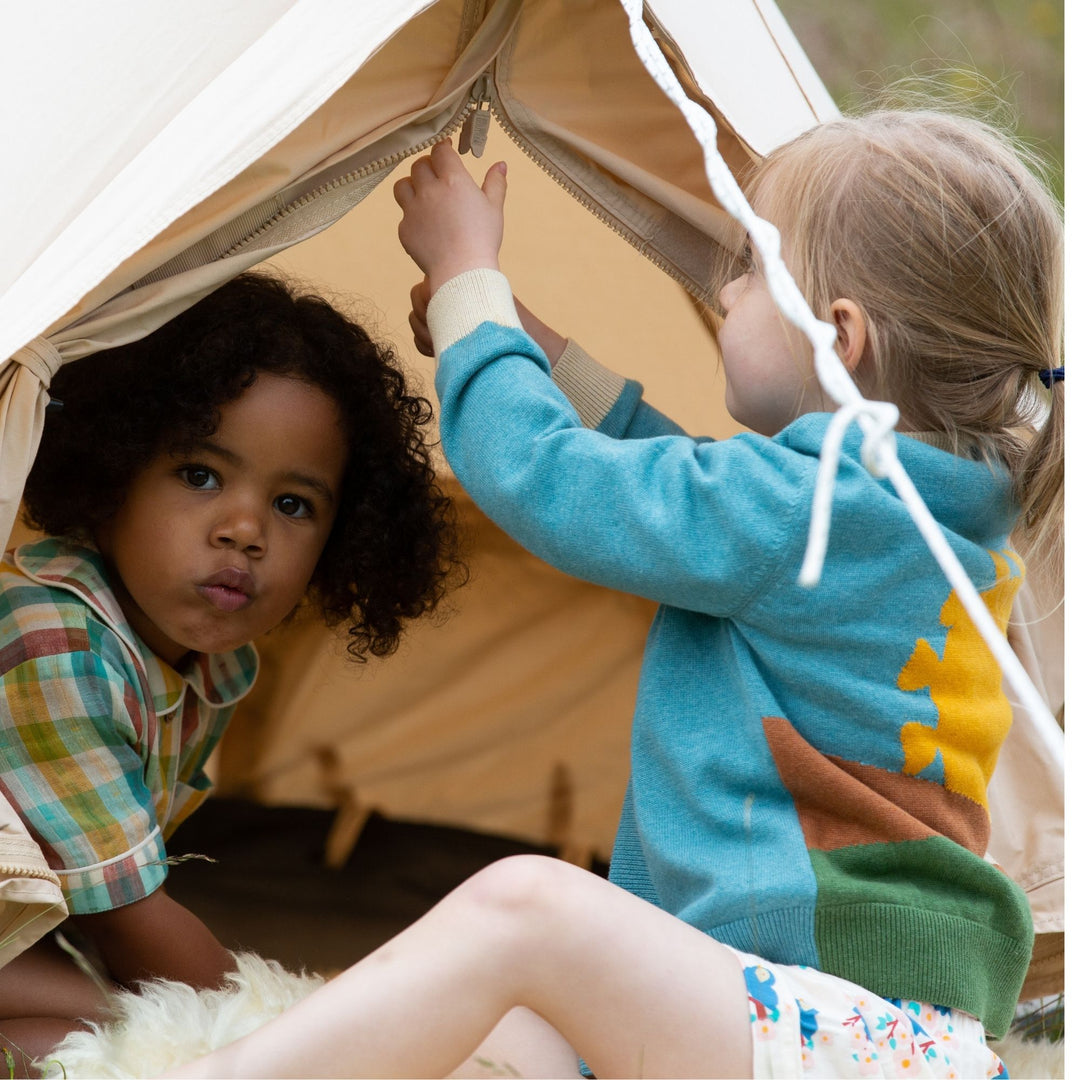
top-left (777, 0), bottom-right (1064, 201)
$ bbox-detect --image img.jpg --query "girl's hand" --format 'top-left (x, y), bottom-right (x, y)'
top-left (394, 139), bottom-right (507, 292)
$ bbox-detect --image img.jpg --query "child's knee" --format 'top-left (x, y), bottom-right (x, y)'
top-left (456, 854), bottom-right (582, 924)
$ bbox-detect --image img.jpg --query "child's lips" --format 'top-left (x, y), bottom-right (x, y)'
top-left (198, 568), bottom-right (254, 613)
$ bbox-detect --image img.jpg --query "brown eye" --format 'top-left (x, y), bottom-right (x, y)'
top-left (178, 465), bottom-right (219, 490)
top-left (275, 494), bottom-right (313, 519)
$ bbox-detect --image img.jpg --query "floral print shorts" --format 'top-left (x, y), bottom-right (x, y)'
top-left (734, 950), bottom-right (1008, 1078)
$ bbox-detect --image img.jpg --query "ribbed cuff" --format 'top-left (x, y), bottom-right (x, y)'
top-left (427, 268), bottom-right (522, 358)
top-left (551, 339), bottom-right (628, 430)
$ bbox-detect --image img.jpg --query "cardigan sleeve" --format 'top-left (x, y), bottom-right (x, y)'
top-left (430, 270), bottom-right (809, 616)
top-left (551, 338), bottom-right (689, 440)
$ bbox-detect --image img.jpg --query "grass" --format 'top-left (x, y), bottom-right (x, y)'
top-left (776, 0), bottom-right (1064, 201)
top-left (1011, 994), bottom-right (1066, 1044)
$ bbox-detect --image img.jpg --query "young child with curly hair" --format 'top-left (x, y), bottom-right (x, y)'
top-left (0, 272), bottom-right (458, 1075)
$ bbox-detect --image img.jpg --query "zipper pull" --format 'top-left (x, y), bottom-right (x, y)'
top-left (458, 72), bottom-right (492, 158)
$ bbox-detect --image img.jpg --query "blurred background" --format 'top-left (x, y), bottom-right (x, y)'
top-left (780, 0), bottom-right (1065, 200)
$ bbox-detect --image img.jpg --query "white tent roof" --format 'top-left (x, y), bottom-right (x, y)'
top-left (1, 0), bottom-right (834, 369)
top-left (1, 0), bottom-right (839, 554)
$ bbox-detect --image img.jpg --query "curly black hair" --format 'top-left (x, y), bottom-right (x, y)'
top-left (23, 272), bottom-right (461, 659)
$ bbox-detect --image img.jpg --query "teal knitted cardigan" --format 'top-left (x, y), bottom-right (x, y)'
top-left (430, 270), bottom-right (1033, 1037)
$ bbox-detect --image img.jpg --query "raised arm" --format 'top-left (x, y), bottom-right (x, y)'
top-left (394, 143), bottom-right (796, 615)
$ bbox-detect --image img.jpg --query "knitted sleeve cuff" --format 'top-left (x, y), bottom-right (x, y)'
top-left (427, 268), bottom-right (522, 357)
top-left (551, 339), bottom-right (629, 430)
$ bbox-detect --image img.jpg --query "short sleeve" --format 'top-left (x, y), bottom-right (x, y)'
top-left (0, 648), bottom-right (167, 913)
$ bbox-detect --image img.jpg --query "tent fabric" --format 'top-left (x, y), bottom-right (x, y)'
top-left (994, 573), bottom-right (1064, 938)
top-left (0, 0), bottom-right (838, 551)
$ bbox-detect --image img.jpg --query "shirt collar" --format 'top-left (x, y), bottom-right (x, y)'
top-left (13, 537), bottom-right (258, 709)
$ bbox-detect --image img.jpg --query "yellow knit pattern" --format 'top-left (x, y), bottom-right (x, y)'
top-left (897, 550), bottom-right (1023, 808)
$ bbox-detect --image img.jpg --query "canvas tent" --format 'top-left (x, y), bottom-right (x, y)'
top-left (0, 0), bottom-right (1063, 1000)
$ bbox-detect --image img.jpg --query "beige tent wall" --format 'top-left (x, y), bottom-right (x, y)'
top-left (264, 126), bottom-right (734, 435)
top-left (211, 124), bottom-right (741, 863)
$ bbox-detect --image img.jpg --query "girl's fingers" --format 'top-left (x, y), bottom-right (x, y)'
top-left (481, 160), bottom-right (508, 208)
top-left (429, 138), bottom-right (460, 176)
top-left (395, 156), bottom-right (437, 209)
top-left (409, 280), bottom-right (434, 355)
top-left (409, 310), bottom-right (434, 357)
top-left (410, 155), bottom-right (437, 184)
top-left (410, 279), bottom-right (431, 315)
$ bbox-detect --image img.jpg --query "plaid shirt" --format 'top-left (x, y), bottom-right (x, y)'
top-left (0, 538), bottom-right (258, 914)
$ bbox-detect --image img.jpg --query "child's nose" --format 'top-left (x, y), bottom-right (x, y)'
top-left (211, 503), bottom-right (266, 555)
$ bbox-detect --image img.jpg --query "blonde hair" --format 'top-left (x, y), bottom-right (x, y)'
top-left (735, 108), bottom-right (1063, 566)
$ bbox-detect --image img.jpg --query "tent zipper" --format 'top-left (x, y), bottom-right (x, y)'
top-left (224, 56), bottom-right (709, 308)
top-left (483, 77), bottom-right (711, 304)
top-left (458, 72), bottom-right (493, 158)
top-left (221, 0), bottom-right (509, 262)
top-left (221, 104), bottom-right (481, 260)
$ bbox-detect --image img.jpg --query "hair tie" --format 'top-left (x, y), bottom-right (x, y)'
top-left (1038, 367), bottom-right (1064, 389)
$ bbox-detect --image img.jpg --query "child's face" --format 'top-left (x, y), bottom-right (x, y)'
top-left (716, 242), bottom-right (825, 437)
top-left (95, 373), bottom-right (347, 666)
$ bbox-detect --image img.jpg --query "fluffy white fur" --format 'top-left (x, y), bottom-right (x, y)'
top-left (40, 952), bottom-right (324, 1079)
top-left (992, 1033), bottom-right (1066, 1079)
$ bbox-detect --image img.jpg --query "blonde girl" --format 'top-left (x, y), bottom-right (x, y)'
top-left (157, 108), bottom-right (1061, 1079)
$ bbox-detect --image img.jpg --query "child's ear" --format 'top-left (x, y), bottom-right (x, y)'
top-left (830, 299), bottom-right (868, 374)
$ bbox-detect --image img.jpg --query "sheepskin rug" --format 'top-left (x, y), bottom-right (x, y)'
top-left (38, 952), bottom-right (1065, 1079)
top-left (40, 952), bottom-right (324, 1079)
top-left (991, 1032), bottom-right (1066, 1079)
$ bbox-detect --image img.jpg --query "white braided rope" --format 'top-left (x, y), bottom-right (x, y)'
top-left (619, 0), bottom-right (1060, 750)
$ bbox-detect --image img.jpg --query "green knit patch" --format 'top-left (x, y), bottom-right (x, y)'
top-left (810, 837), bottom-right (1033, 1037)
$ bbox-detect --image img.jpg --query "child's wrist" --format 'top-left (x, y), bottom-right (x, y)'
top-left (427, 268), bottom-right (520, 356)
top-left (428, 256), bottom-right (500, 295)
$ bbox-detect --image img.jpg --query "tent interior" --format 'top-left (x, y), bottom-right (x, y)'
top-left (0, 0), bottom-right (1064, 1052)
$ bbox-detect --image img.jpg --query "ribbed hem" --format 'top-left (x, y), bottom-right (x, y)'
top-left (428, 268), bottom-right (521, 357)
top-left (630, 894), bottom-right (1029, 1038)
top-left (706, 907), bottom-right (817, 966)
top-left (550, 340), bottom-right (627, 430)
top-left (815, 903), bottom-right (1031, 1037)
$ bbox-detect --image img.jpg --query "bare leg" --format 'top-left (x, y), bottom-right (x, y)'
top-left (1, 1018), bottom-right (90, 1079)
top-left (448, 1007), bottom-right (579, 1078)
top-left (168, 855), bottom-right (753, 1079)
top-left (0, 935), bottom-right (111, 1078)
